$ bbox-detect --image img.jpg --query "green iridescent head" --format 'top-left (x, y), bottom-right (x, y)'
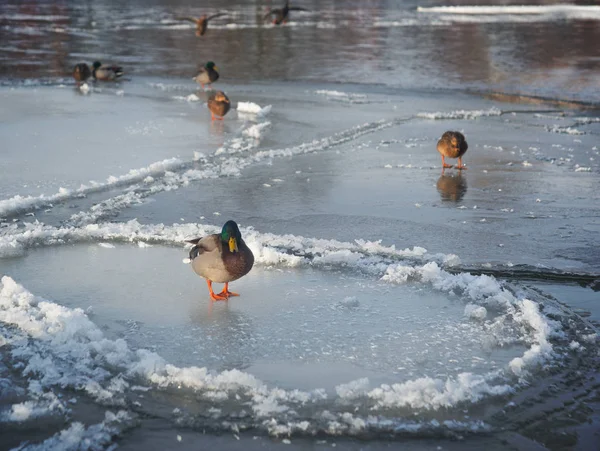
top-left (221, 220), bottom-right (242, 252)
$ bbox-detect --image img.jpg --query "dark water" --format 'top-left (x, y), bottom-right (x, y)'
top-left (1, 0), bottom-right (600, 102)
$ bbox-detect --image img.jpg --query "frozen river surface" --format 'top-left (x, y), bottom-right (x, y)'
top-left (1, 1), bottom-right (600, 450)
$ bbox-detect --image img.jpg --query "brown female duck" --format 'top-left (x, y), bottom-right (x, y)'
top-left (207, 91), bottom-right (230, 120)
top-left (176, 13), bottom-right (228, 36)
top-left (72, 63), bottom-right (91, 83)
top-left (437, 131), bottom-right (468, 170)
top-left (187, 220), bottom-right (254, 301)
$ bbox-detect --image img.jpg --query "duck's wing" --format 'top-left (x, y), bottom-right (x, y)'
top-left (103, 65), bottom-right (124, 77)
top-left (206, 12), bottom-right (228, 22)
top-left (175, 16), bottom-right (199, 24)
top-left (187, 234), bottom-right (220, 260)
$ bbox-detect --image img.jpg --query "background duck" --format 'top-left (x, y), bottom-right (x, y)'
top-left (437, 131), bottom-right (468, 170)
top-left (194, 61), bottom-right (219, 89)
top-left (175, 13), bottom-right (228, 37)
top-left (264, 1), bottom-right (308, 25)
top-left (207, 91), bottom-right (230, 120)
top-left (187, 220), bottom-right (254, 301)
top-left (72, 63), bottom-right (91, 83)
top-left (92, 61), bottom-right (124, 81)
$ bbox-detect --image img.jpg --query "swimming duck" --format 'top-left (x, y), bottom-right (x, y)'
top-left (437, 131), bottom-right (468, 169)
top-left (264, 1), bottom-right (308, 24)
top-left (92, 61), bottom-right (124, 81)
top-left (187, 220), bottom-right (254, 301)
top-left (176, 13), bottom-right (228, 36)
top-left (194, 62), bottom-right (219, 89)
top-left (72, 63), bottom-right (91, 83)
top-left (207, 91), bottom-right (230, 120)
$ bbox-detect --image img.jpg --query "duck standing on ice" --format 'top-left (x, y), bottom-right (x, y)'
top-left (92, 61), bottom-right (124, 81)
top-left (186, 220), bottom-right (254, 301)
top-left (72, 63), bottom-right (91, 83)
top-left (207, 91), bottom-right (230, 120)
top-left (437, 131), bottom-right (468, 170)
top-left (194, 61), bottom-right (219, 89)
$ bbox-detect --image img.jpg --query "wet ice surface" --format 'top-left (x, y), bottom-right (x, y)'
top-left (1, 244), bottom-right (527, 391)
top-left (1, 78), bottom-right (599, 449)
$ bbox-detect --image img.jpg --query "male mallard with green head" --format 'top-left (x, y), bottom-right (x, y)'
top-left (264, 1), bottom-right (308, 25)
top-left (207, 90), bottom-right (230, 120)
top-left (187, 220), bottom-right (254, 301)
top-left (92, 61), bottom-right (124, 81)
top-left (175, 13), bottom-right (228, 37)
top-left (194, 62), bottom-right (219, 89)
top-left (437, 131), bottom-right (468, 170)
top-left (73, 63), bottom-right (91, 83)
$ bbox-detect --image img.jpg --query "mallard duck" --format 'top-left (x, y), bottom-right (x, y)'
top-left (187, 220), bottom-right (254, 301)
top-left (175, 13), bottom-right (228, 37)
top-left (207, 91), bottom-right (230, 120)
top-left (437, 131), bottom-right (468, 170)
top-left (92, 61), bottom-right (124, 81)
top-left (73, 63), bottom-right (91, 83)
top-left (264, 1), bottom-right (308, 25)
top-left (194, 62), bottom-right (219, 89)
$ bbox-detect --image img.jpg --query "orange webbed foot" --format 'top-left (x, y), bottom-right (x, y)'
top-left (217, 283), bottom-right (239, 299)
top-left (207, 280), bottom-right (228, 301)
top-left (210, 292), bottom-right (229, 301)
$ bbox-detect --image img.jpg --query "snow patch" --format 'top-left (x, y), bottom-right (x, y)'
top-left (237, 102), bottom-right (272, 117)
top-left (417, 107), bottom-right (502, 120)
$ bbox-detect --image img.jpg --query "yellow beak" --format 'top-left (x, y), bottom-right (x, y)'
top-left (229, 237), bottom-right (238, 253)
top-left (214, 66), bottom-right (219, 72)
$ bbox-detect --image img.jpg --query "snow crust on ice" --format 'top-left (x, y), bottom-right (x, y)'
top-left (2, 395), bottom-right (65, 422)
top-left (337, 373), bottom-right (511, 410)
top-left (464, 303), bottom-right (487, 321)
top-left (0, 220), bottom-right (452, 272)
top-left (243, 122), bottom-right (272, 139)
top-left (16, 410), bottom-right (132, 451)
top-left (546, 125), bottom-right (585, 135)
top-left (0, 219), bottom-right (565, 414)
top-left (0, 158), bottom-right (184, 218)
top-left (381, 261), bottom-right (563, 377)
top-left (172, 93), bottom-right (200, 102)
top-left (0, 270), bottom-right (499, 440)
top-left (417, 107), bottom-right (502, 120)
top-left (237, 101), bottom-right (272, 117)
top-left (314, 90), bottom-right (368, 103)
top-left (0, 119), bottom-right (392, 224)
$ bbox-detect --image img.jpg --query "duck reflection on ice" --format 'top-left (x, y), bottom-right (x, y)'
top-left (436, 171), bottom-right (468, 202)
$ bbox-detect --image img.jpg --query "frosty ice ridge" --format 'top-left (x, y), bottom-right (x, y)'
top-left (0, 219), bottom-right (577, 417)
top-left (0, 271), bottom-right (565, 439)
